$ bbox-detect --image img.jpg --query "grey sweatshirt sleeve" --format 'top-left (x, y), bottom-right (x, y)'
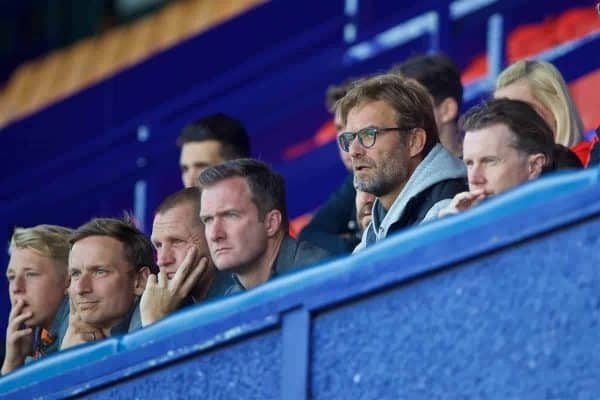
top-left (422, 198), bottom-right (453, 222)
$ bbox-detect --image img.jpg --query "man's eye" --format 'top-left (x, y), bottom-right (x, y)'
top-left (364, 128), bottom-right (377, 137)
top-left (70, 271), bottom-right (81, 278)
top-left (25, 272), bottom-right (39, 278)
top-left (172, 239), bottom-right (186, 246)
top-left (6, 275), bottom-right (14, 281)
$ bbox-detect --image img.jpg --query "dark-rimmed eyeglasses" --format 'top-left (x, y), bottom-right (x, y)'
top-left (337, 127), bottom-right (406, 152)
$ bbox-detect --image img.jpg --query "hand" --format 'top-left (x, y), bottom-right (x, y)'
top-left (438, 189), bottom-right (490, 218)
top-left (60, 297), bottom-right (106, 350)
top-left (140, 247), bottom-right (208, 327)
top-left (1, 299), bottom-right (33, 375)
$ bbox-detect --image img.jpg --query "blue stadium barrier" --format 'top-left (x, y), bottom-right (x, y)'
top-left (0, 338), bottom-right (119, 396)
top-left (2, 166), bottom-right (600, 398)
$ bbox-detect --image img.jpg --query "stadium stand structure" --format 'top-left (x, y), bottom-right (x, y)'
top-left (0, 0), bottom-right (264, 129)
top-left (0, 0), bottom-right (599, 396)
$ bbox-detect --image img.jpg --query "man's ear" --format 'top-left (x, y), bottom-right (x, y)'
top-left (264, 209), bottom-right (283, 237)
top-left (134, 266), bottom-right (151, 296)
top-left (528, 153), bottom-right (546, 179)
top-left (436, 97), bottom-right (459, 124)
top-left (408, 128), bottom-right (427, 158)
top-left (63, 272), bottom-right (71, 295)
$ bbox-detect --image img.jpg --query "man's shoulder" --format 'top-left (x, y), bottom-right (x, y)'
top-left (388, 177), bottom-right (467, 234)
top-left (128, 303), bottom-right (142, 332)
top-left (410, 177), bottom-right (467, 218)
top-left (426, 177), bottom-right (469, 199)
top-left (206, 271), bottom-right (238, 299)
top-left (279, 235), bottom-right (331, 274)
top-left (295, 238), bottom-right (332, 265)
top-left (50, 297), bottom-right (70, 349)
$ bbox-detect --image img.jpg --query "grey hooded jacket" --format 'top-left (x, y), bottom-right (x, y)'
top-left (354, 144), bottom-right (467, 253)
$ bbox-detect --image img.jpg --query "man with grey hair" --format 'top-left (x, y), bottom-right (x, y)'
top-left (335, 73), bottom-right (467, 252)
top-left (131, 187), bottom-right (233, 329)
top-left (2, 225), bottom-right (72, 374)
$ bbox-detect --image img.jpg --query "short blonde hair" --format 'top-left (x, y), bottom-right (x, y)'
top-left (9, 225), bottom-right (72, 271)
top-left (496, 60), bottom-right (584, 147)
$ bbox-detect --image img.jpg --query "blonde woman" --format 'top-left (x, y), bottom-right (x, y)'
top-left (494, 59), bottom-right (584, 148)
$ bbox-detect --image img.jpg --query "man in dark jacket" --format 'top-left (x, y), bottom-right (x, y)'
top-left (299, 81), bottom-right (361, 255)
top-left (199, 159), bottom-right (331, 293)
top-left (335, 74), bottom-right (467, 252)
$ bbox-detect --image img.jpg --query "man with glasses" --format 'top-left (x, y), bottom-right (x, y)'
top-left (335, 74), bottom-right (467, 252)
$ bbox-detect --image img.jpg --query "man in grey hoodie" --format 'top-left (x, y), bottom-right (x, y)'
top-left (334, 74), bottom-right (467, 252)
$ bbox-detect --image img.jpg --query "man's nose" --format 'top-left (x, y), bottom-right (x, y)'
top-left (349, 134), bottom-right (366, 159)
top-left (74, 273), bottom-right (92, 295)
top-left (183, 171), bottom-right (195, 188)
top-left (156, 245), bottom-right (175, 268)
top-left (208, 219), bottom-right (226, 243)
top-left (469, 164), bottom-right (487, 186)
top-left (10, 275), bottom-right (25, 295)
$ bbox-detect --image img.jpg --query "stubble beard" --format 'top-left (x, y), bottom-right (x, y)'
top-left (353, 153), bottom-right (408, 198)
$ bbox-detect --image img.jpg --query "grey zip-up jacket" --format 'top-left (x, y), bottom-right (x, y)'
top-left (354, 144), bottom-right (466, 253)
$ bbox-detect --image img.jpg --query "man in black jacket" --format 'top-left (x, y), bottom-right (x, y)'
top-left (199, 159), bottom-right (330, 293)
top-left (299, 81), bottom-right (361, 255)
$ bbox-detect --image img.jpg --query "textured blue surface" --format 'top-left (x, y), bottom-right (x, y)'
top-left (86, 329), bottom-right (282, 400)
top-left (312, 221), bottom-right (600, 399)
top-left (0, 337), bottom-right (119, 397)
